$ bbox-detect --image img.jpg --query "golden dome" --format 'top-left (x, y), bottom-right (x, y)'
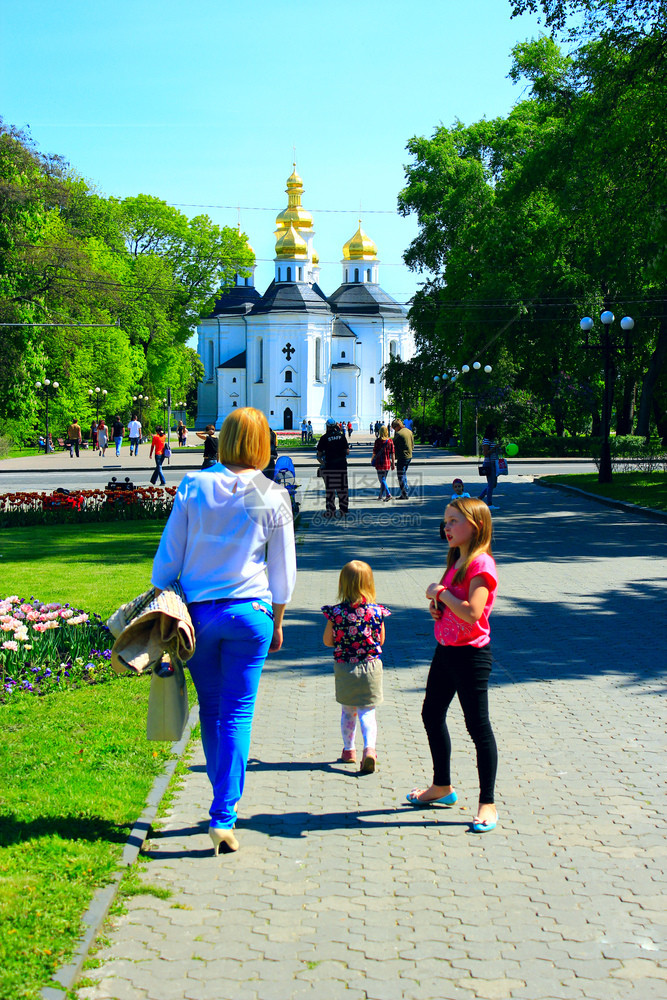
top-left (275, 164), bottom-right (314, 232)
top-left (312, 249), bottom-right (319, 265)
top-left (343, 222), bottom-right (377, 260)
top-left (275, 223), bottom-right (308, 259)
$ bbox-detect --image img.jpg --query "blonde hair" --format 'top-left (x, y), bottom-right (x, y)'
top-left (444, 497), bottom-right (494, 584)
top-left (338, 560), bottom-right (376, 604)
top-left (218, 407), bottom-right (270, 469)
top-left (378, 425), bottom-right (389, 439)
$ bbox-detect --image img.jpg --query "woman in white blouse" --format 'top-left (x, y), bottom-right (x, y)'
top-left (152, 408), bottom-right (297, 855)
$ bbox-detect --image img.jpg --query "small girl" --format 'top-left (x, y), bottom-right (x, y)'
top-left (408, 497), bottom-right (499, 833)
top-left (322, 560), bottom-right (390, 773)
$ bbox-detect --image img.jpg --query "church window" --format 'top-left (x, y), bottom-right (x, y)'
top-left (298, 267), bottom-right (303, 281)
top-left (245, 277), bottom-right (250, 286)
top-left (257, 338), bottom-right (264, 382)
top-left (315, 338), bottom-right (322, 381)
top-left (341, 351), bottom-right (346, 358)
top-left (285, 370), bottom-right (292, 383)
top-left (354, 268), bottom-right (359, 282)
top-left (232, 377), bottom-right (236, 383)
top-left (232, 401), bottom-right (237, 407)
top-left (207, 341), bottom-right (214, 380)
top-left (340, 401), bottom-right (346, 407)
top-left (370, 377), bottom-right (375, 384)
top-left (366, 269), bottom-right (372, 281)
top-left (287, 266), bottom-right (292, 281)
top-left (346, 269), bottom-right (349, 282)
top-left (389, 340), bottom-right (398, 357)
top-left (278, 267), bottom-right (281, 281)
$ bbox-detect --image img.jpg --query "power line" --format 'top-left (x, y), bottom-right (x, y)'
top-left (169, 203), bottom-right (399, 215)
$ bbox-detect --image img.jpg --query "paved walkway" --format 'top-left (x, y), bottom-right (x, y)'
top-left (77, 472), bottom-right (667, 1000)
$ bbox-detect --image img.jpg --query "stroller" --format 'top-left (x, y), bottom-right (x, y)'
top-left (273, 455), bottom-right (300, 516)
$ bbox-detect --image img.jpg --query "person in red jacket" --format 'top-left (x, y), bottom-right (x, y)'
top-left (149, 426), bottom-right (167, 485)
top-left (372, 425), bottom-right (395, 501)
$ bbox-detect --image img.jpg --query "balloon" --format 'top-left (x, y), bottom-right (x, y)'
top-left (506, 442), bottom-right (519, 457)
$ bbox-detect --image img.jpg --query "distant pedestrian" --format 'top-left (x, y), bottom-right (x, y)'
top-left (67, 418), bottom-right (82, 458)
top-left (479, 423), bottom-right (500, 511)
top-left (196, 424), bottom-right (218, 470)
top-left (322, 560), bottom-right (390, 773)
top-left (128, 414), bottom-right (142, 456)
top-left (372, 425), bottom-right (395, 501)
top-left (317, 417), bottom-right (350, 517)
top-left (369, 422), bottom-right (373, 434)
top-left (149, 426), bottom-right (167, 485)
top-left (407, 497), bottom-right (499, 834)
top-left (300, 419), bottom-right (308, 443)
top-left (91, 420), bottom-right (98, 451)
top-left (97, 419), bottom-right (108, 456)
top-left (112, 416), bottom-right (124, 458)
top-left (347, 421), bottom-right (353, 439)
top-left (391, 418), bottom-right (413, 499)
top-left (307, 420), bottom-right (313, 442)
top-left (177, 420), bottom-right (186, 447)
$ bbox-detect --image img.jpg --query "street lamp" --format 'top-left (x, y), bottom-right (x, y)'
top-left (162, 398), bottom-right (168, 428)
top-left (459, 362), bottom-right (493, 459)
top-left (132, 394), bottom-right (147, 423)
top-left (88, 386), bottom-right (108, 422)
top-left (580, 311), bottom-right (634, 484)
top-left (35, 379), bottom-right (60, 453)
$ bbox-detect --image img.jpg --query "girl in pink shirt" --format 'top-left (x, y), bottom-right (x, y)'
top-left (407, 497), bottom-right (499, 833)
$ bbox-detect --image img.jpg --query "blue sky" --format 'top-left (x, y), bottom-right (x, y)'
top-left (1, 0), bottom-right (545, 304)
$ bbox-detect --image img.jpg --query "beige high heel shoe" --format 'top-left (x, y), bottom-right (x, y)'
top-left (209, 826), bottom-right (239, 855)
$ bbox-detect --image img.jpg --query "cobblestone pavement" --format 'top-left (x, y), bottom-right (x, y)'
top-left (78, 471), bottom-right (667, 1000)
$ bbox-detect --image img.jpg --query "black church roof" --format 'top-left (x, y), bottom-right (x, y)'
top-left (250, 280), bottom-right (332, 315)
top-left (218, 351), bottom-right (246, 369)
top-left (328, 283), bottom-right (408, 317)
top-left (209, 285), bottom-right (262, 316)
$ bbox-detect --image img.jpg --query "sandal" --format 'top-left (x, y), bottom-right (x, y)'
top-left (405, 788), bottom-right (458, 807)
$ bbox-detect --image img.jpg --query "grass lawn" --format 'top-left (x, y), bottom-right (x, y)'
top-left (539, 471), bottom-right (667, 512)
top-left (0, 521), bottom-right (188, 1000)
top-left (0, 522), bottom-right (164, 619)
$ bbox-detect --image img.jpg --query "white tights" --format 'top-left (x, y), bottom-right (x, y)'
top-left (341, 705), bottom-right (377, 750)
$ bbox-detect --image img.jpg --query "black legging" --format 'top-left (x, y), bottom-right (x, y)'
top-left (421, 643), bottom-right (497, 803)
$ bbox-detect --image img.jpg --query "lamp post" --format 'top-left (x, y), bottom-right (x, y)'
top-left (161, 398), bottom-right (168, 429)
top-left (459, 361), bottom-right (493, 459)
top-left (35, 379), bottom-right (59, 453)
top-left (132, 394), bottom-right (147, 424)
top-left (580, 311), bottom-right (634, 484)
top-left (88, 386), bottom-right (108, 422)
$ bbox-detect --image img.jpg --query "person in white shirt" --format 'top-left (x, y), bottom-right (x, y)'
top-left (151, 408), bottom-right (297, 855)
top-left (128, 415), bottom-right (142, 456)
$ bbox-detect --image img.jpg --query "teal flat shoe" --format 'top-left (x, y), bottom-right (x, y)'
top-left (406, 789), bottom-right (458, 807)
top-left (472, 815), bottom-right (498, 833)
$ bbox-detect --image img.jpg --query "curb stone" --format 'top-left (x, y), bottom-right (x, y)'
top-left (40, 703), bottom-right (200, 1000)
top-left (534, 476), bottom-right (667, 523)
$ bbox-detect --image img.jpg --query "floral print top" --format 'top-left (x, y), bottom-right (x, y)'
top-left (321, 601), bottom-right (391, 664)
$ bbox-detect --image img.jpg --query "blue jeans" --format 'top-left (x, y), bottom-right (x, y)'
top-left (150, 453), bottom-right (166, 485)
top-left (187, 600), bottom-right (274, 828)
top-left (479, 461), bottom-right (497, 505)
top-left (114, 435), bottom-right (123, 457)
top-left (397, 461), bottom-right (410, 496)
top-left (376, 469), bottom-right (391, 498)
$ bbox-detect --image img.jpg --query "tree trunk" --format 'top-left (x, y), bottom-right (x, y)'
top-left (616, 377), bottom-right (636, 435)
top-left (636, 303), bottom-right (667, 439)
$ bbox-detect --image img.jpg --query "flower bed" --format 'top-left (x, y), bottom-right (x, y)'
top-left (0, 486), bottom-right (177, 527)
top-left (0, 595), bottom-right (115, 701)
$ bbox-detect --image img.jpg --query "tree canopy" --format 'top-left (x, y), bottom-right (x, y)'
top-left (391, 7), bottom-right (667, 443)
top-left (0, 122), bottom-right (252, 443)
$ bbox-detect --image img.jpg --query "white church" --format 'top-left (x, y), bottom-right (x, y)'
top-left (195, 166), bottom-right (414, 432)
